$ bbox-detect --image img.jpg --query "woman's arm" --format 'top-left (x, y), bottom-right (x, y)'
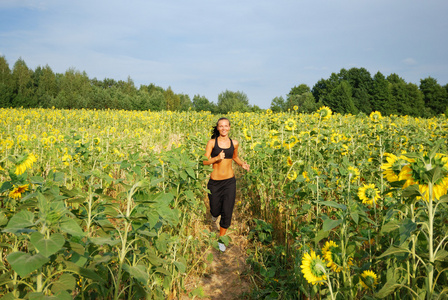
top-left (232, 140), bottom-right (250, 171)
top-left (203, 139), bottom-right (224, 165)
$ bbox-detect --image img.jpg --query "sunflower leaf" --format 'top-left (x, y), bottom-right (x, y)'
top-left (374, 279), bottom-right (400, 298)
top-left (377, 245), bottom-right (409, 259)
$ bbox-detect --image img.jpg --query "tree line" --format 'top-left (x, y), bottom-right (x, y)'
top-left (1, 57), bottom-right (447, 117)
top-left (272, 67), bottom-right (448, 117)
top-left (0, 57), bottom-right (261, 113)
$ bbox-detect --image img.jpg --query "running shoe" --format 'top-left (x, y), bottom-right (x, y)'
top-left (218, 242), bottom-right (226, 252)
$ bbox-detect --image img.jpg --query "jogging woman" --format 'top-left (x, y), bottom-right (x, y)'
top-left (203, 117), bottom-right (249, 252)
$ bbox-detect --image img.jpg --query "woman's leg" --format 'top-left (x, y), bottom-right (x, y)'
top-left (219, 177), bottom-right (236, 235)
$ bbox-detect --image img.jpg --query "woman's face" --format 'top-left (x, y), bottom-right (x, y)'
top-left (217, 119), bottom-right (230, 137)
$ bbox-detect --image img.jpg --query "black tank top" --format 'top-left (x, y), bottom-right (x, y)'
top-left (211, 137), bottom-right (234, 159)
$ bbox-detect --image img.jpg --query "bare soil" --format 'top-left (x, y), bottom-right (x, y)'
top-left (181, 201), bottom-right (253, 300)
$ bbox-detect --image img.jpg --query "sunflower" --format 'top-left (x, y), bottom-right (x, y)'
top-left (400, 153), bottom-right (448, 201)
top-left (330, 133), bottom-right (343, 144)
top-left (369, 111), bottom-right (382, 122)
top-left (287, 156), bottom-right (293, 167)
top-left (322, 241), bottom-right (343, 272)
top-left (283, 135), bottom-right (298, 150)
top-left (317, 106), bottom-right (332, 120)
top-left (284, 118), bottom-right (297, 131)
top-left (243, 128), bottom-right (252, 141)
top-left (358, 183), bottom-right (380, 205)
top-left (381, 153), bottom-right (410, 183)
top-left (303, 171), bottom-right (310, 182)
top-left (287, 171), bottom-right (298, 181)
top-left (301, 250), bottom-right (327, 285)
top-left (62, 154), bottom-right (72, 166)
top-left (15, 153), bottom-right (37, 175)
top-left (293, 105), bottom-right (299, 111)
top-left (360, 270), bottom-right (378, 289)
top-left (9, 184), bottom-right (29, 199)
top-left (347, 166), bottom-right (360, 183)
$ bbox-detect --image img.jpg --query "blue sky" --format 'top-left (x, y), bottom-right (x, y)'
top-left (1, 0), bottom-right (447, 108)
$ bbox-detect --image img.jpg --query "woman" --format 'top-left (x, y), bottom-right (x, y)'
top-left (203, 117), bottom-right (249, 252)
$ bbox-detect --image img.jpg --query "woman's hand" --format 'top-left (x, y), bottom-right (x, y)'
top-left (215, 150), bottom-right (225, 163)
top-left (242, 162), bottom-right (250, 171)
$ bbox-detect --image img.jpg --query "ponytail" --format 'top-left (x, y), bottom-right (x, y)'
top-left (210, 117), bottom-right (230, 139)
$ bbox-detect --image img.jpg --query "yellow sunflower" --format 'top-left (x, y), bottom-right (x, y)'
top-left (347, 166), bottom-right (360, 183)
top-left (400, 153), bottom-right (448, 201)
top-left (287, 171), bottom-right (298, 181)
top-left (317, 106), bottom-right (332, 120)
top-left (15, 153), bottom-right (37, 175)
top-left (9, 184), bottom-right (29, 199)
top-left (381, 153), bottom-right (410, 183)
top-left (62, 154), bottom-right (72, 166)
top-left (303, 171), bottom-right (310, 182)
top-left (243, 128), bottom-right (252, 141)
top-left (287, 156), bottom-right (293, 167)
top-left (301, 250), bottom-right (327, 285)
top-left (293, 105), bottom-right (299, 111)
top-left (322, 241), bottom-right (343, 272)
top-left (283, 135), bottom-right (298, 150)
top-left (369, 111), bottom-right (382, 122)
top-left (284, 118), bottom-right (297, 131)
top-left (360, 270), bottom-right (378, 289)
top-left (358, 183), bottom-right (380, 205)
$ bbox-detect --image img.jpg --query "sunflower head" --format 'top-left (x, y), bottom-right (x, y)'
top-left (322, 241), bottom-right (343, 272)
top-left (360, 270), bottom-right (378, 289)
top-left (347, 166), bottom-right (360, 183)
top-left (9, 184), bottom-right (29, 200)
top-left (358, 183), bottom-right (380, 205)
top-left (317, 106), bottom-right (332, 120)
top-left (284, 118), bottom-right (297, 131)
top-left (381, 153), bottom-right (410, 183)
top-left (287, 171), bottom-right (298, 181)
top-left (300, 250), bottom-right (327, 285)
top-left (400, 153), bottom-right (448, 201)
top-left (369, 111), bottom-right (382, 122)
top-left (14, 153), bottom-right (38, 175)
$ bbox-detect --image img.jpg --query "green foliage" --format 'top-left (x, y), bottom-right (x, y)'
top-left (192, 94), bottom-right (216, 112)
top-left (420, 76), bottom-right (448, 115)
top-left (270, 96), bottom-right (287, 112)
top-left (217, 90), bottom-right (251, 113)
top-left (1, 56), bottom-right (447, 115)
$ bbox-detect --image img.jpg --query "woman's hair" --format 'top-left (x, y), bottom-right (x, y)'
top-left (211, 117), bottom-right (230, 139)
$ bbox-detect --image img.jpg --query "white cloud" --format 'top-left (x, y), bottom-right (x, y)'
top-left (402, 58), bottom-right (417, 65)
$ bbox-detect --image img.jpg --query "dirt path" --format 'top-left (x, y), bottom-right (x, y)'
top-left (182, 202), bottom-right (253, 299)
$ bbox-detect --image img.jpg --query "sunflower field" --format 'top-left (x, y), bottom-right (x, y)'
top-left (1, 107), bottom-right (448, 299)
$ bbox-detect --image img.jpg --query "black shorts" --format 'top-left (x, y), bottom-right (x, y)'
top-left (207, 177), bottom-right (236, 229)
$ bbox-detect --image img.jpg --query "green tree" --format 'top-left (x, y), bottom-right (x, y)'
top-left (192, 94), bottom-right (216, 112)
top-left (388, 75), bottom-right (425, 117)
top-left (420, 77), bottom-right (448, 115)
top-left (147, 90), bottom-right (166, 111)
top-left (312, 72), bottom-right (340, 103)
top-left (164, 87), bottom-right (180, 111)
top-left (32, 65), bottom-right (58, 108)
top-left (371, 71), bottom-right (393, 115)
top-left (11, 58), bottom-right (34, 107)
top-left (0, 56), bottom-right (13, 107)
top-left (55, 68), bottom-right (93, 109)
top-left (340, 67), bottom-right (373, 113)
top-left (324, 81), bottom-right (357, 114)
top-left (270, 96), bottom-right (286, 112)
top-left (217, 90), bottom-right (250, 113)
top-left (178, 94), bottom-right (192, 111)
